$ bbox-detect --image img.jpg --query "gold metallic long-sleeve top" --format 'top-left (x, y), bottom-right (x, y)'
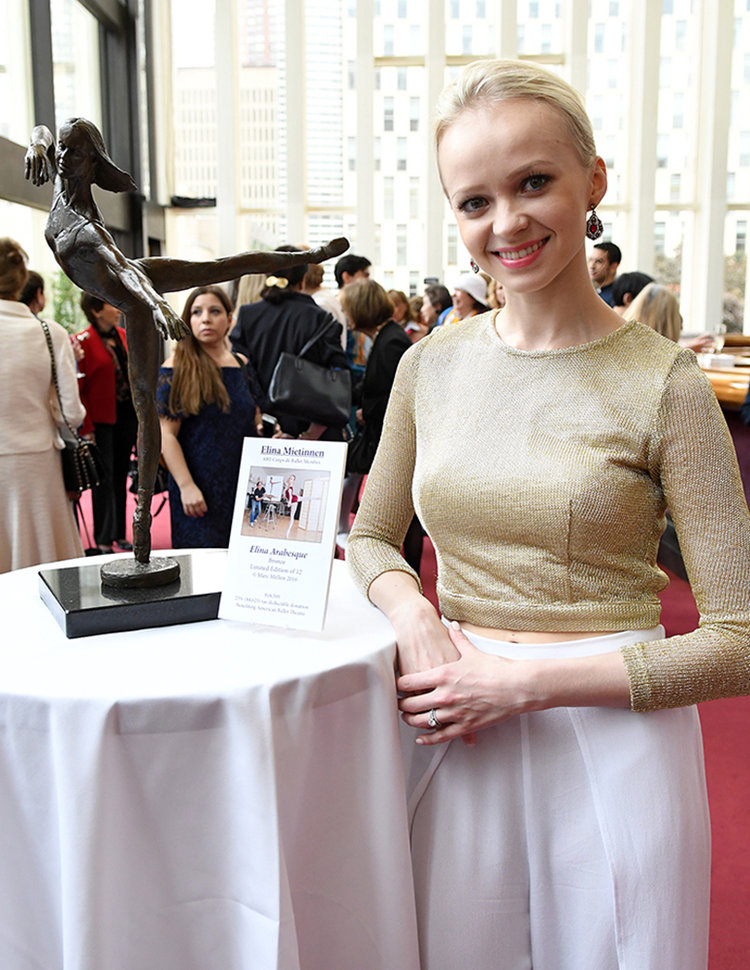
top-left (347, 314), bottom-right (750, 711)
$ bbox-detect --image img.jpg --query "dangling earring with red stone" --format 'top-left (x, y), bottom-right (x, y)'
top-left (470, 258), bottom-right (480, 274)
top-left (586, 207), bottom-right (604, 240)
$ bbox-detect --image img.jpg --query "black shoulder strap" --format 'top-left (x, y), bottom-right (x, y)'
top-left (297, 315), bottom-right (336, 359)
top-left (231, 350), bottom-right (247, 372)
top-left (40, 319), bottom-right (78, 440)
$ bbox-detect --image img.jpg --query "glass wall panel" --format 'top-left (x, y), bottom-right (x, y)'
top-left (723, 209), bottom-right (747, 331)
top-left (0, 200), bottom-right (59, 275)
top-left (171, 0), bottom-right (218, 200)
top-left (515, 0), bottom-right (563, 57)
top-left (654, 1), bottom-right (698, 209)
top-left (371, 64), bottom-right (426, 287)
top-left (725, 0), bottom-right (750, 330)
top-left (0, 3), bottom-right (33, 144)
top-left (136, 0), bottom-right (151, 199)
top-left (50, 0), bottom-right (102, 128)
top-left (305, 1), bottom-right (344, 217)
top-left (154, 0), bottom-right (750, 326)
top-left (586, 9), bottom-right (627, 210)
top-left (653, 209), bottom-right (690, 310)
top-left (373, 0), bottom-right (424, 56)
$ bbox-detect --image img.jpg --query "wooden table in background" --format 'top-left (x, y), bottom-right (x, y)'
top-left (700, 361), bottom-right (750, 409)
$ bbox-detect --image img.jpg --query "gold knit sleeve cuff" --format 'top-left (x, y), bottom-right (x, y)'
top-left (621, 643), bottom-right (654, 712)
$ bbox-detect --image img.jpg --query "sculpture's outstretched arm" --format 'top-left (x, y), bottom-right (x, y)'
top-left (136, 237), bottom-right (350, 294)
top-left (24, 125), bottom-right (57, 186)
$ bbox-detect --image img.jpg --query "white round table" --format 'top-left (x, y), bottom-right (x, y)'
top-left (0, 554), bottom-right (419, 970)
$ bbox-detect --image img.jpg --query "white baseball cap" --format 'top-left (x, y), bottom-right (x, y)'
top-left (454, 273), bottom-right (488, 307)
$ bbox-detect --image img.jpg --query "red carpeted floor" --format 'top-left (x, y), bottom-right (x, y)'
top-left (658, 570), bottom-right (750, 969)
top-left (85, 492), bottom-right (749, 966)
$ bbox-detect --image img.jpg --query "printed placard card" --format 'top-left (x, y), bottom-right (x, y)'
top-left (219, 438), bottom-right (348, 631)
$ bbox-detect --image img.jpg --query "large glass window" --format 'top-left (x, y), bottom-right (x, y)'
top-left (50, 0), bottom-right (102, 129)
top-left (0, 199), bottom-right (58, 273)
top-left (724, 0), bottom-right (750, 325)
top-left (0, 2), bottom-right (32, 143)
top-left (150, 0), bottom-right (749, 326)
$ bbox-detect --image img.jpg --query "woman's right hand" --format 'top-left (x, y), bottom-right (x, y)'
top-left (368, 570), bottom-right (476, 745)
top-left (389, 597), bottom-right (460, 676)
top-left (180, 483), bottom-right (207, 517)
top-left (369, 572), bottom-right (459, 675)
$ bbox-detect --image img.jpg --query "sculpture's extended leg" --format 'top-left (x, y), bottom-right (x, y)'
top-left (135, 237), bottom-right (348, 294)
top-left (126, 313), bottom-right (162, 564)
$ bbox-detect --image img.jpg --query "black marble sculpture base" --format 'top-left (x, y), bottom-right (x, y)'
top-left (38, 553), bottom-right (222, 639)
top-left (100, 556), bottom-right (181, 588)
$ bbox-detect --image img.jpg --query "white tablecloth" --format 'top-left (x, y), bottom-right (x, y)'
top-left (0, 553), bottom-right (419, 970)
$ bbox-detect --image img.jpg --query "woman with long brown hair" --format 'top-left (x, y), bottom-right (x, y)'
top-left (158, 285), bottom-right (263, 548)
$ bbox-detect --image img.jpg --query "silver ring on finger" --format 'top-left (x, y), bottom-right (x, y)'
top-left (428, 708), bottom-right (443, 730)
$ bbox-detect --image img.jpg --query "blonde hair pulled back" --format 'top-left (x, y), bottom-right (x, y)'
top-left (624, 283), bottom-right (683, 344)
top-left (434, 59), bottom-right (597, 170)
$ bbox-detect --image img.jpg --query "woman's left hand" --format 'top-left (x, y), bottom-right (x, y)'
top-left (397, 623), bottom-right (535, 745)
top-left (180, 482), bottom-right (207, 517)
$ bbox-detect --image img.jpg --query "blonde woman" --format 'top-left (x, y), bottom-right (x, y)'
top-left (283, 474), bottom-right (301, 538)
top-left (624, 281), bottom-right (714, 351)
top-left (158, 286), bottom-right (263, 548)
top-left (347, 58), bottom-right (750, 970)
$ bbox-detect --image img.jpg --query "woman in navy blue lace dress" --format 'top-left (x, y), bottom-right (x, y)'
top-left (158, 286), bottom-right (263, 548)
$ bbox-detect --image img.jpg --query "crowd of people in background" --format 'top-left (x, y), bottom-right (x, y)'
top-left (0, 224), bottom-right (741, 574)
top-left (0, 232), bottom-right (538, 575)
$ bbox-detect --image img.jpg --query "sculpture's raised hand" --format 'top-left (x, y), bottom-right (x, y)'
top-left (24, 142), bottom-right (54, 187)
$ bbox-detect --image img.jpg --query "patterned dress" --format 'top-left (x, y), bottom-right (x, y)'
top-left (157, 366), bottom-right (260, 548)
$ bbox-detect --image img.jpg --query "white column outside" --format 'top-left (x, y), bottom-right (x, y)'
top-left (680, 2), bottom-right (733, 333)
top-left (215, 0), bottom-right (240, 255)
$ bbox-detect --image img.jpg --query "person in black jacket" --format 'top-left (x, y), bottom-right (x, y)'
top-left (338, 279), bottom-right (424, 573)
top-left (230, 246), bottom-right (350, 440)
top-left (343, 279), bottom-right (412, 448)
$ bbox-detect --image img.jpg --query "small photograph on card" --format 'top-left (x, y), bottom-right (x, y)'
top-left (220, 438), bottom-right (347, 631)
top-left (241, 466), bottom-right (331, 544)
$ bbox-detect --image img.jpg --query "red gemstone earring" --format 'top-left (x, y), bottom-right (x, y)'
top-left (470, 259), bottom-right (480, 273)
top-left (586, 208), bottom-right (604, 240)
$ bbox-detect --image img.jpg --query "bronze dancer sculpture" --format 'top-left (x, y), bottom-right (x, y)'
top-left (25, 118), bottom-right (347, 584)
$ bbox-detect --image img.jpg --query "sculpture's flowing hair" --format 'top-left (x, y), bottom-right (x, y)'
top-left (63, 117), bottom-right (137, 193)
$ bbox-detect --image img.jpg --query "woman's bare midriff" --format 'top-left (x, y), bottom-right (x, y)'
top-left (455, 621), bottom-right (612, 644)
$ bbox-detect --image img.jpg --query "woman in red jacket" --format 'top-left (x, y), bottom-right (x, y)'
top-left (77, 293), bottom-right (138, 552)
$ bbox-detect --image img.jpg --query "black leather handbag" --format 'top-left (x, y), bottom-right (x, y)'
top-left (267, 319), bottom-right (351, 428)
top-left (41, 319), bottom-right (105, 493)
top-left (346, 426), bottom-right (379, 475)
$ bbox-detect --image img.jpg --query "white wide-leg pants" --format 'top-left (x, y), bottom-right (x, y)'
top-left (404, 627), bottom-right (711, 970)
